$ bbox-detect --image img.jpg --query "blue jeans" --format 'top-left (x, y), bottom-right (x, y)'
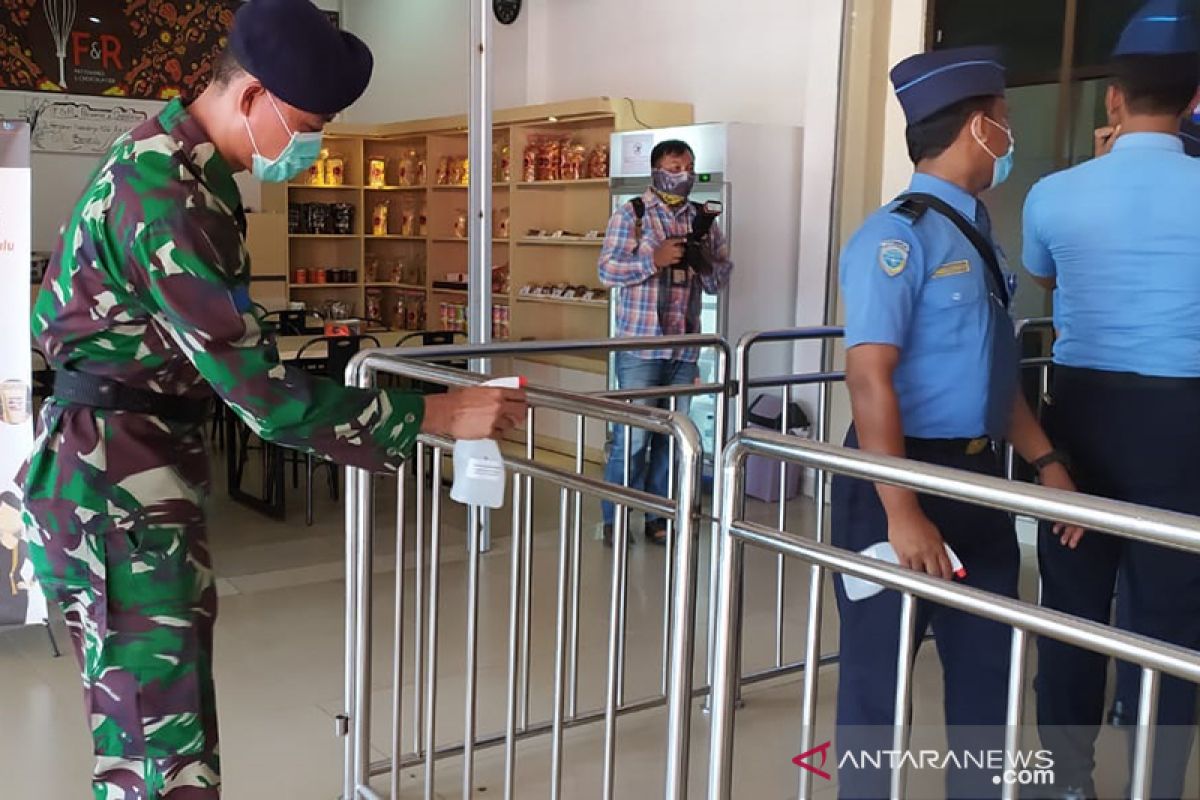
top-left (602, 353), bottom-right (698, 526)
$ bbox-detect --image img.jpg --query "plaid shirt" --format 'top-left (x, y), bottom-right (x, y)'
top-left (598, 189), bottom-right (733, 361)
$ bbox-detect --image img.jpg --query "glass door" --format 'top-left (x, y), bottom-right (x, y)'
top-left (929, 0), bottom-right (1149, 324)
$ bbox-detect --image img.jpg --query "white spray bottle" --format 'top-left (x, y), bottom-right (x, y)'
top-left (842, 541), bottom-right (966, 602)
top-left (450, 376), bottom-right (524, 509)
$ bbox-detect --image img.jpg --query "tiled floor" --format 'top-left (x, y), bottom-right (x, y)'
top-left (2, 451), bottom-right (1197, 799)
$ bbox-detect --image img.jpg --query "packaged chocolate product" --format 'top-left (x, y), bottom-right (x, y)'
top-left (398, 150), bottom-right (418, 187)
top-left (494, 206), bottom-right (510, 239)
top-left (398, 196), bottom-right (417, 237)
top-left (307, 147), bottom-right (328, 185)
top-left (418, 207), bottom-right (428, 236)
top-left (562, 142), bottom-right (588, 181)
top-left (416, 157), bottom-right (427, 186)
top-left (331, 203), bottom-right (355, 235)
top-left (364, 255), bottom-right (379, 283)
top-left (454, 209), bottom-right (468, 239)
top-left (365, 289), bottom-right (383, 323)
top-left (326, 155), bottom-right (345, 186)
top-left (368, 158), bottom-right (387, 188)
top-left (436, 157), bottom-right (451, 185)
top-left (494, 143), bottom-right (511, 183)
top-left (523, 140), bottom-right (538, 182)
top-left (371, 201), bottom-right (389, 236)
top-left (537, 138), bottom-right (562, 181)
top-left (587, 144), bottom-right (610, 179)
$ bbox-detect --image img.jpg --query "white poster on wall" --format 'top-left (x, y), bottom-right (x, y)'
top-left (0, 121), bottom-right (44, 628)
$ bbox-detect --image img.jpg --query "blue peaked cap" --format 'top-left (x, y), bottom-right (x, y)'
top-left (890, 46), bottom-right (1007, 126)
top-left (1113, 0), bottom-right (1200, 56)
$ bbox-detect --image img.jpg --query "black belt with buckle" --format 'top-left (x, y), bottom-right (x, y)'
top-left (906, 436), bottom-right (993, 457)
top-left (52, 370), bottom-right (212, 425)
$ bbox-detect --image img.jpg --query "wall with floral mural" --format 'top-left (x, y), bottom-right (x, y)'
top-left (0, 1), bottom-right (241, 101)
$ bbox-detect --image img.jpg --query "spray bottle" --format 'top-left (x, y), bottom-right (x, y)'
top-left (450, 376), bottom-right (524, 509)
top-left (842, 541), bottom-right (966, 602)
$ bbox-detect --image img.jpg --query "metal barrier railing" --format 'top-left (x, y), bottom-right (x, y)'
top-left (719, 327), bottom-right (844, 697)
top-left (342, 350), bottom-right (706, 800)
top-left (699, 429), bottom-right (1200, 800)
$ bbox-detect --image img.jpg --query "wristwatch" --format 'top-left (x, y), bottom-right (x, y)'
top-left (1031, 449), bottom-right (1069, 473)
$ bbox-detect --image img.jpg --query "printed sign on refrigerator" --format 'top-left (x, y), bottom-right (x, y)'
top-left (0, 121), bottom-right (45, 627)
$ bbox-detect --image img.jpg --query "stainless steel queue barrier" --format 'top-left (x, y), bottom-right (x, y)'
top-left (699, 429), bottom-right (1200, 800)
top-left (722, 321), bottom-right (1059, 697)
top-left (342, 349), bottom-right (706, 800)
top-left (1007, 317), bottom-right (1055, 480)
top-left (719, 327), bottom-right (845, 698)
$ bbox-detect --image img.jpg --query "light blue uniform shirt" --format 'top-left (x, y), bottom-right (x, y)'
top-left (841, 173), bottom-right (1019, 440)
top-left (1023, 132), bottom-right (1200, 377)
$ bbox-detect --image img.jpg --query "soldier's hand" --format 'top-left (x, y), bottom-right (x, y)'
top-left (653, 238), bottom-right (686, 268)
top-left (422, 388), bottom-right (527, 441)
top-left (888, 508), bottom-right (954, 580)
top-left (1094, 125), bottom-right (1121, 158)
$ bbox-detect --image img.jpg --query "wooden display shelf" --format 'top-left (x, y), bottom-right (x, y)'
top-left (429, 183), bottom-right (511, 191)
top-left (516, 295), bottom-right (608, 309)
top-left (365, 283), bottom-right (425, 290)
top-left (517, 238), bottom-right (603, 248)
top-left (515, 353), bottom-right (608, 375)
top-left (289, 234), bottom-right (359, 239)
top-left (265, 97), bottom-right (694, 379)
top-left (289, 283), bottom-right (362, 290)
top-left (515, 178), bottom-right (609, 189)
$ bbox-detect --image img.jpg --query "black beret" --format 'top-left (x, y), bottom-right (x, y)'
top-left (230, 0), bottom-right (374, 116)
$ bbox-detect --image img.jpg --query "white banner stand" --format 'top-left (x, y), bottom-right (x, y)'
top-left (0, 120), bottom-right (54, 648)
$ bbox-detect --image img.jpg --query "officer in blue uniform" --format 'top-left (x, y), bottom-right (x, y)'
top-left (833, 46), bottom-right (1081, 800)
top-left (1023, 2), bottom-right (1200, 797)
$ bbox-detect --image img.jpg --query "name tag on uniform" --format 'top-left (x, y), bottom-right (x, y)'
top-left (932, 260), bottom-right (970, 279)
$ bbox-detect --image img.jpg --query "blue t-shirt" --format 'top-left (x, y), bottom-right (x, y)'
top-left (840, 173), bottom-right (1019, 439)
top-left (1023, 132), bottom-right (1200, 377)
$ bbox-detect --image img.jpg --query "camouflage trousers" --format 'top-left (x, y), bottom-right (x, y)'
top-left (21, 406), bottom-right (221, 799)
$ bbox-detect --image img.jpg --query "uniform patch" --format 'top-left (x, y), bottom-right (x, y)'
top-left (932, 260), bottom-right (970, 279)
top-left (878, 240), bottom-right (910, 276)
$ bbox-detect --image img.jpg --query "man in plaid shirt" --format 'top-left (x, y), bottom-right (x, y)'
top-left (598, 139), bottom-right (733, 545)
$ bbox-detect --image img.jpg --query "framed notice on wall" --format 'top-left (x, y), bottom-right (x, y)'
top-left (0, 120), bottom-right (45, 628)
top-left (0, 0), bottom-right (242, 100)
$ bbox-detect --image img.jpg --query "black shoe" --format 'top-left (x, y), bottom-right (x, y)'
top-left (645, 519), bottom-right (669, 546)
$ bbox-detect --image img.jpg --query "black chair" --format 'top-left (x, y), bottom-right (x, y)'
top-left (393, 331), bottom-right (470, 484)
top-left (393, 330), bottom-right (468, 394)
top-left (289, 335), bottom-right (382, 525)
top-left (260, 309), bottom-right (323, 336)
top-left (250, 301), bottom-right (270, 319)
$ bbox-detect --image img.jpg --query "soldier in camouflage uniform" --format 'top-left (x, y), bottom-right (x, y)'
top-left (18, 1), bottom-right (525, 797)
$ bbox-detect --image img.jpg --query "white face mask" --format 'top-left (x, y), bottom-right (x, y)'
top-left (972, 115), bottom-right (1015, 188)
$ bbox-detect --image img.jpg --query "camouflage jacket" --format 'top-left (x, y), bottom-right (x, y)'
top-left (27, 99), bottom-right (422, 481)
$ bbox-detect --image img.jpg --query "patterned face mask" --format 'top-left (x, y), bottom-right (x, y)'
top-left (652, 168), bottom-right (696, 205)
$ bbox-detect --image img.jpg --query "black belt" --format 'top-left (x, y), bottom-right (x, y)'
top-left (906, 436), bottom-right (994, 457)
top-left (53, 371), bottom-right (212, 424)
